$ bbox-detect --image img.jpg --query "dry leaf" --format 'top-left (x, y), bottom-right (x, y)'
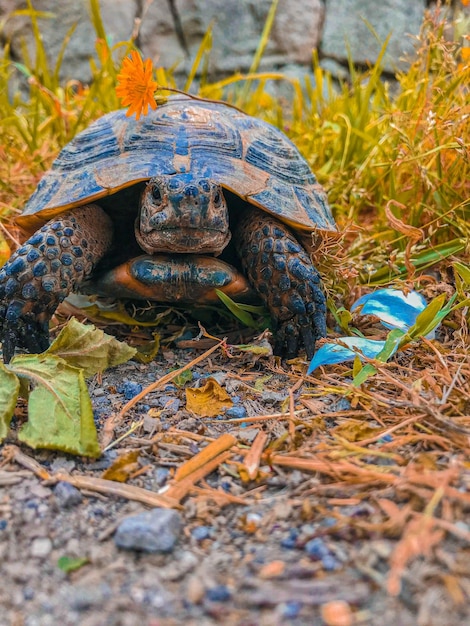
top-left (185, 377), bottom-right (233, 417)
top-left (101, 449), bottom-right (140, 482)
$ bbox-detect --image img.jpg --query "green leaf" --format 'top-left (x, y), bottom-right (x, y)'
top-left (336, 307), bottom-right (353, 333)
top-left (133, 333), bottom-right (160, 364)
top-left (45, 317), bottom-right (136, 377)
top-left (400, 293), bottom-right (456, 345)
top-left (0, 363), bottom-right (20, 442)
top-left (353, 363), bottom-right (377, 387)
top-left (352, 354), bottom-right (363, 377)
top-left (352, 329), bottom-right (403, 386)
top-left (377, 328), bottom-right (405, 361)
top-left (173, 368), bottom-right (193, 387)
top-left (216, 290), bottom-right (264, 328)
top-left (453, 261), bottom-right (470, 295)
top-left (12, 354), bottom-right (100, 457)
top-left (57, 555), bottom-right (89, 573)
top-left (237, 341), bottom-right (272, 356)
top-left (365, 239), bottom-right (466, 284)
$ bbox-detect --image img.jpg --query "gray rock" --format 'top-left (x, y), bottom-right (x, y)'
top-left (321, 0), bottom-right (426, 72)
top-left (66, 583), bottom-right (112, 611)
top-left (141, 0), bottom-right (324, 75)
top-left (0, 0), bottom-right (431, 89)
top-left (53, 481), bottom-right (83, 508)
top-left (114, 508), bottom-right (182, 553)
top-left (0, 0), bottom-right (135, 83)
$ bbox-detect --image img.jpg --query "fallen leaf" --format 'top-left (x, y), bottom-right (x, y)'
top-left (57, 556), bottom-right (89, 573)
top-left (0, 362), bottom-right (20, 442)
top-left (185, 377), bottom-right (233, 417)
top-left (13, 353), bottom-right (100, 457)
top-left (101, 449), bottom-right (140, 482)
top-left (46, 317), bottom-right (136, 377)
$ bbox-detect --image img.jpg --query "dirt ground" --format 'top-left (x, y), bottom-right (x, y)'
top-left (1, 323), bottom-right (470, 626)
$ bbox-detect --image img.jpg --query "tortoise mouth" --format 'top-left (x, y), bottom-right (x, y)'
top-left (135, 225), bottom-right (232, 255)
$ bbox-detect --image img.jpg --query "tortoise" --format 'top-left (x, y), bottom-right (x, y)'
top-left (0, 95), bottom-right (337, 363)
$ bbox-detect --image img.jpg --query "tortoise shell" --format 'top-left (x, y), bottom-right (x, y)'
top-left (16, 95), bottom-right (336, 241)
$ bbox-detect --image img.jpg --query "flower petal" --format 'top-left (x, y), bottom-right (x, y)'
top-left (116, 51), bottom-right (158, 119)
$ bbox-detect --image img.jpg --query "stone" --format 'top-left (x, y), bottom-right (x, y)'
top-left (114, 508), bottom-right (182, 553)
top-left (30, 537), bottom-right (53, 558)
top-left (53, 481), bottom-right (83, 508)
top-left (321, 0), bottom-right (426, 72)
top-left (0, 0), bottom-right (135, 83)
top-left (0, 0), bottom-right (430, 89)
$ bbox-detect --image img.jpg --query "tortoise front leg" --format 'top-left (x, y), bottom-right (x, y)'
top-left (0, 205), bottom-right (113, 362)
top-left (234, 207), bottom-right (326, 359)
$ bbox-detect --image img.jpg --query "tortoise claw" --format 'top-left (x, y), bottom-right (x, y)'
top-left (274, 311), bottom-right (324, 361)
top-left (1, 305), bottom-right (50, 363)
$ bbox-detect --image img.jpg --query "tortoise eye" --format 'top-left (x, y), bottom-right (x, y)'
top-left (213, 190), bottom-right (222, 206)
top-left (151, 186), bottom-right (162, 202)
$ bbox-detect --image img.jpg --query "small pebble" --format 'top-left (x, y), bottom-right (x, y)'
top-left (455, 520), bottom-right (470, 533)
top-left (164, 384), bottom-right (178, 391)
top-left (155, 467), bottom-right (170, 487)
top-left (258, 560), bottom-right (285, 579)
top-left (304, 537), bottom-right (329, 559)
top-left (321, 600), bottom-right (353, 626)
top-left (67, 584), bottom-right (112, 611)
top-left (119, 380), bottom-right (143, 400)
top-left (186, 575), bottom-right (205, 604)
top-left (219, 480), bottom-right (232, 493)
top-left (23, 587), bottom-right (35, 601)
top-left (0, 519), bottom-right (8, 531)
top-left (281, 601), bottom-right (302, 619)
top-left (114, 508), bottom-right (182, 553)
top-left (159, 396), bottom-right (180, 412)
top-left (280, 528), bottom-right (299, 550)
top-left (322, 554), bottom-right (341, 571)
top-left (30, 537), bottom-right (53, 558)
top-left (245, 512), bottom-right (262, 529)
top-left (332, 397), bottom-right (352, 412)
top-left (50, 458), bottom-right (76, 473)
top-left (225, 405), bottom-right (247, 419)
top-left (322, 517), bottom-right (338, 528)
top-left (191, 526), bottom-right (212, 541)
top-left (205, 585), bottom-right (232, 602)
top-left (53, 481), bottom-right (83, 508)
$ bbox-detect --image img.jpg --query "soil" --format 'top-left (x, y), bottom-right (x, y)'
top-left (1, 327), bottom-right (469, 626)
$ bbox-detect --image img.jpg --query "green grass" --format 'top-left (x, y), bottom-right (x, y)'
top-left (0, 1), bottom-right (468, 317)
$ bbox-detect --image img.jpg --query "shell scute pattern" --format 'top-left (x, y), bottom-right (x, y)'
top-left (17, 96), bottom-right (336, 237)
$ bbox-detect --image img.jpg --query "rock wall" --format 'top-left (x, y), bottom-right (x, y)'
top-left (0, 0), bottom-right (462, 86)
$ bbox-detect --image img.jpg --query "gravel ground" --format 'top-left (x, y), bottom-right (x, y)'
top-left (1, 342), bottom-right (469, 626)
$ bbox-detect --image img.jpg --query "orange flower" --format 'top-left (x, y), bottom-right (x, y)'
top-left (116, 51), bottom-right (158, 119)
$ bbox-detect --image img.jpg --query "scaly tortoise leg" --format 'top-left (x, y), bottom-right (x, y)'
top-left (0, 205), bottom-right (113, 362)
top-left (234, 207), bottom-right (326, 359)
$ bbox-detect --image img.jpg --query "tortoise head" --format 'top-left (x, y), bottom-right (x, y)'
top-left (135, 173), bottom-right (231, 255)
